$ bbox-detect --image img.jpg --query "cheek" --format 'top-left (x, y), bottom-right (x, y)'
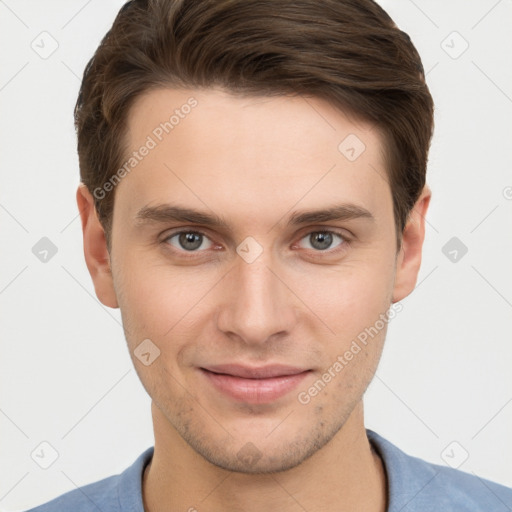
top-left (113, 263), bottom-right (198, 395)
top-left (290, 258), bottom-right (395, 340)
top-left (113, 256), bottom-right (217, 355)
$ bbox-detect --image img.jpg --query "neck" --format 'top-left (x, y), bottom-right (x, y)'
top-left (142, 401), bottom-right (387, 512)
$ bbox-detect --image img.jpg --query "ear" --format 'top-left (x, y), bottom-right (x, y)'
top-left (392, 185), bottom-right (431, 303)
top-left (76, 183), bottom-right (119, 308)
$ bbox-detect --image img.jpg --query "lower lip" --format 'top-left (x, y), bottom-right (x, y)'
top-left (200, 368), bottom-right (311, 404)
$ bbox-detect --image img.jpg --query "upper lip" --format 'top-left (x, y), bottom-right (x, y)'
top-left (201, 364), bottom-right (310, 379)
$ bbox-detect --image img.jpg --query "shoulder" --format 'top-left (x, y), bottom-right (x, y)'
top-left (24, 447), bottom-right (153, 512)
top-left (367, 429), bottom-right (512, 512)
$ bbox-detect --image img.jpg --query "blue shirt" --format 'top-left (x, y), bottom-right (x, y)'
top-left (25, 429), bottom-right (512, 511)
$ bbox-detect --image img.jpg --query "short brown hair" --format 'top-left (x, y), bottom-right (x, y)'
top-left (74, 0), bottom-right (434, 252)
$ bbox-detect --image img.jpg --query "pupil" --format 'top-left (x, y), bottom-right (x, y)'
top-left (311, 232), bottom-right (332, 250)
top-left (179, 232), bottom-right (202, 251)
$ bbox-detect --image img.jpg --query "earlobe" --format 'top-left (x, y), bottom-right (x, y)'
top-left (76, 183), bottom-right (119, 308)
top-left (392, 185), bottom-right (431, 303)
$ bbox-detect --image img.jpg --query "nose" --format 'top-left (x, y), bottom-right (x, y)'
top-left (215, 252), bottom-right (297, 346)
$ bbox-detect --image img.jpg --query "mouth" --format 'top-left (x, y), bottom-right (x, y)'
top-left (199, 364), bottom-right (312, 404)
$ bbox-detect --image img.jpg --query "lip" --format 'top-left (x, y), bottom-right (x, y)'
top-left (199, 364), bottom-right (311, 404)
top-left (202, 364), bottom-right (309, 379)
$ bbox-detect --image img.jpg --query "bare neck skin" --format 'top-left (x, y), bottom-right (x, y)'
top-left (142, 400), bottom-right (387, 512)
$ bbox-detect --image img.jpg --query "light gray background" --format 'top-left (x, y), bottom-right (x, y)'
top-left (1, 0), bottom-right (511, 510)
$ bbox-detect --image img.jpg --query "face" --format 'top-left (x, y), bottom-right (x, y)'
top-left (80, 86), bottom-right (428, 474)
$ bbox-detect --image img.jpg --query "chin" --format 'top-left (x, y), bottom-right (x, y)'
top-left (176, 414), bottom-right (341, 475)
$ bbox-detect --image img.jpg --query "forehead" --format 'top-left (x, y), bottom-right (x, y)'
top-left (126, 86), bottom-right (384, 157)
top-left (116, 87), bottom-right (391, 229)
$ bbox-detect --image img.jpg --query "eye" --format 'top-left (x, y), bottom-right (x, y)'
top-left (164, 231), bottom-right (213, 252)
top-left (297, 230), bottom-right (346, 251)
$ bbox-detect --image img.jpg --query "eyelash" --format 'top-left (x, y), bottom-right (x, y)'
top-left (161, 228), bottom-right (352, 259)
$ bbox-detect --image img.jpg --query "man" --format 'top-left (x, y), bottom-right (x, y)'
top-left (27, 0), bottom-right (512, 510)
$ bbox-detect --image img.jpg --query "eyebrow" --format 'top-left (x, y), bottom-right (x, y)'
top-left (133, 203), bottom-right (374, 230)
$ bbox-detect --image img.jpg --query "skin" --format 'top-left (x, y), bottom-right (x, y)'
top-left (77, 87), bottom-right (430, 512)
